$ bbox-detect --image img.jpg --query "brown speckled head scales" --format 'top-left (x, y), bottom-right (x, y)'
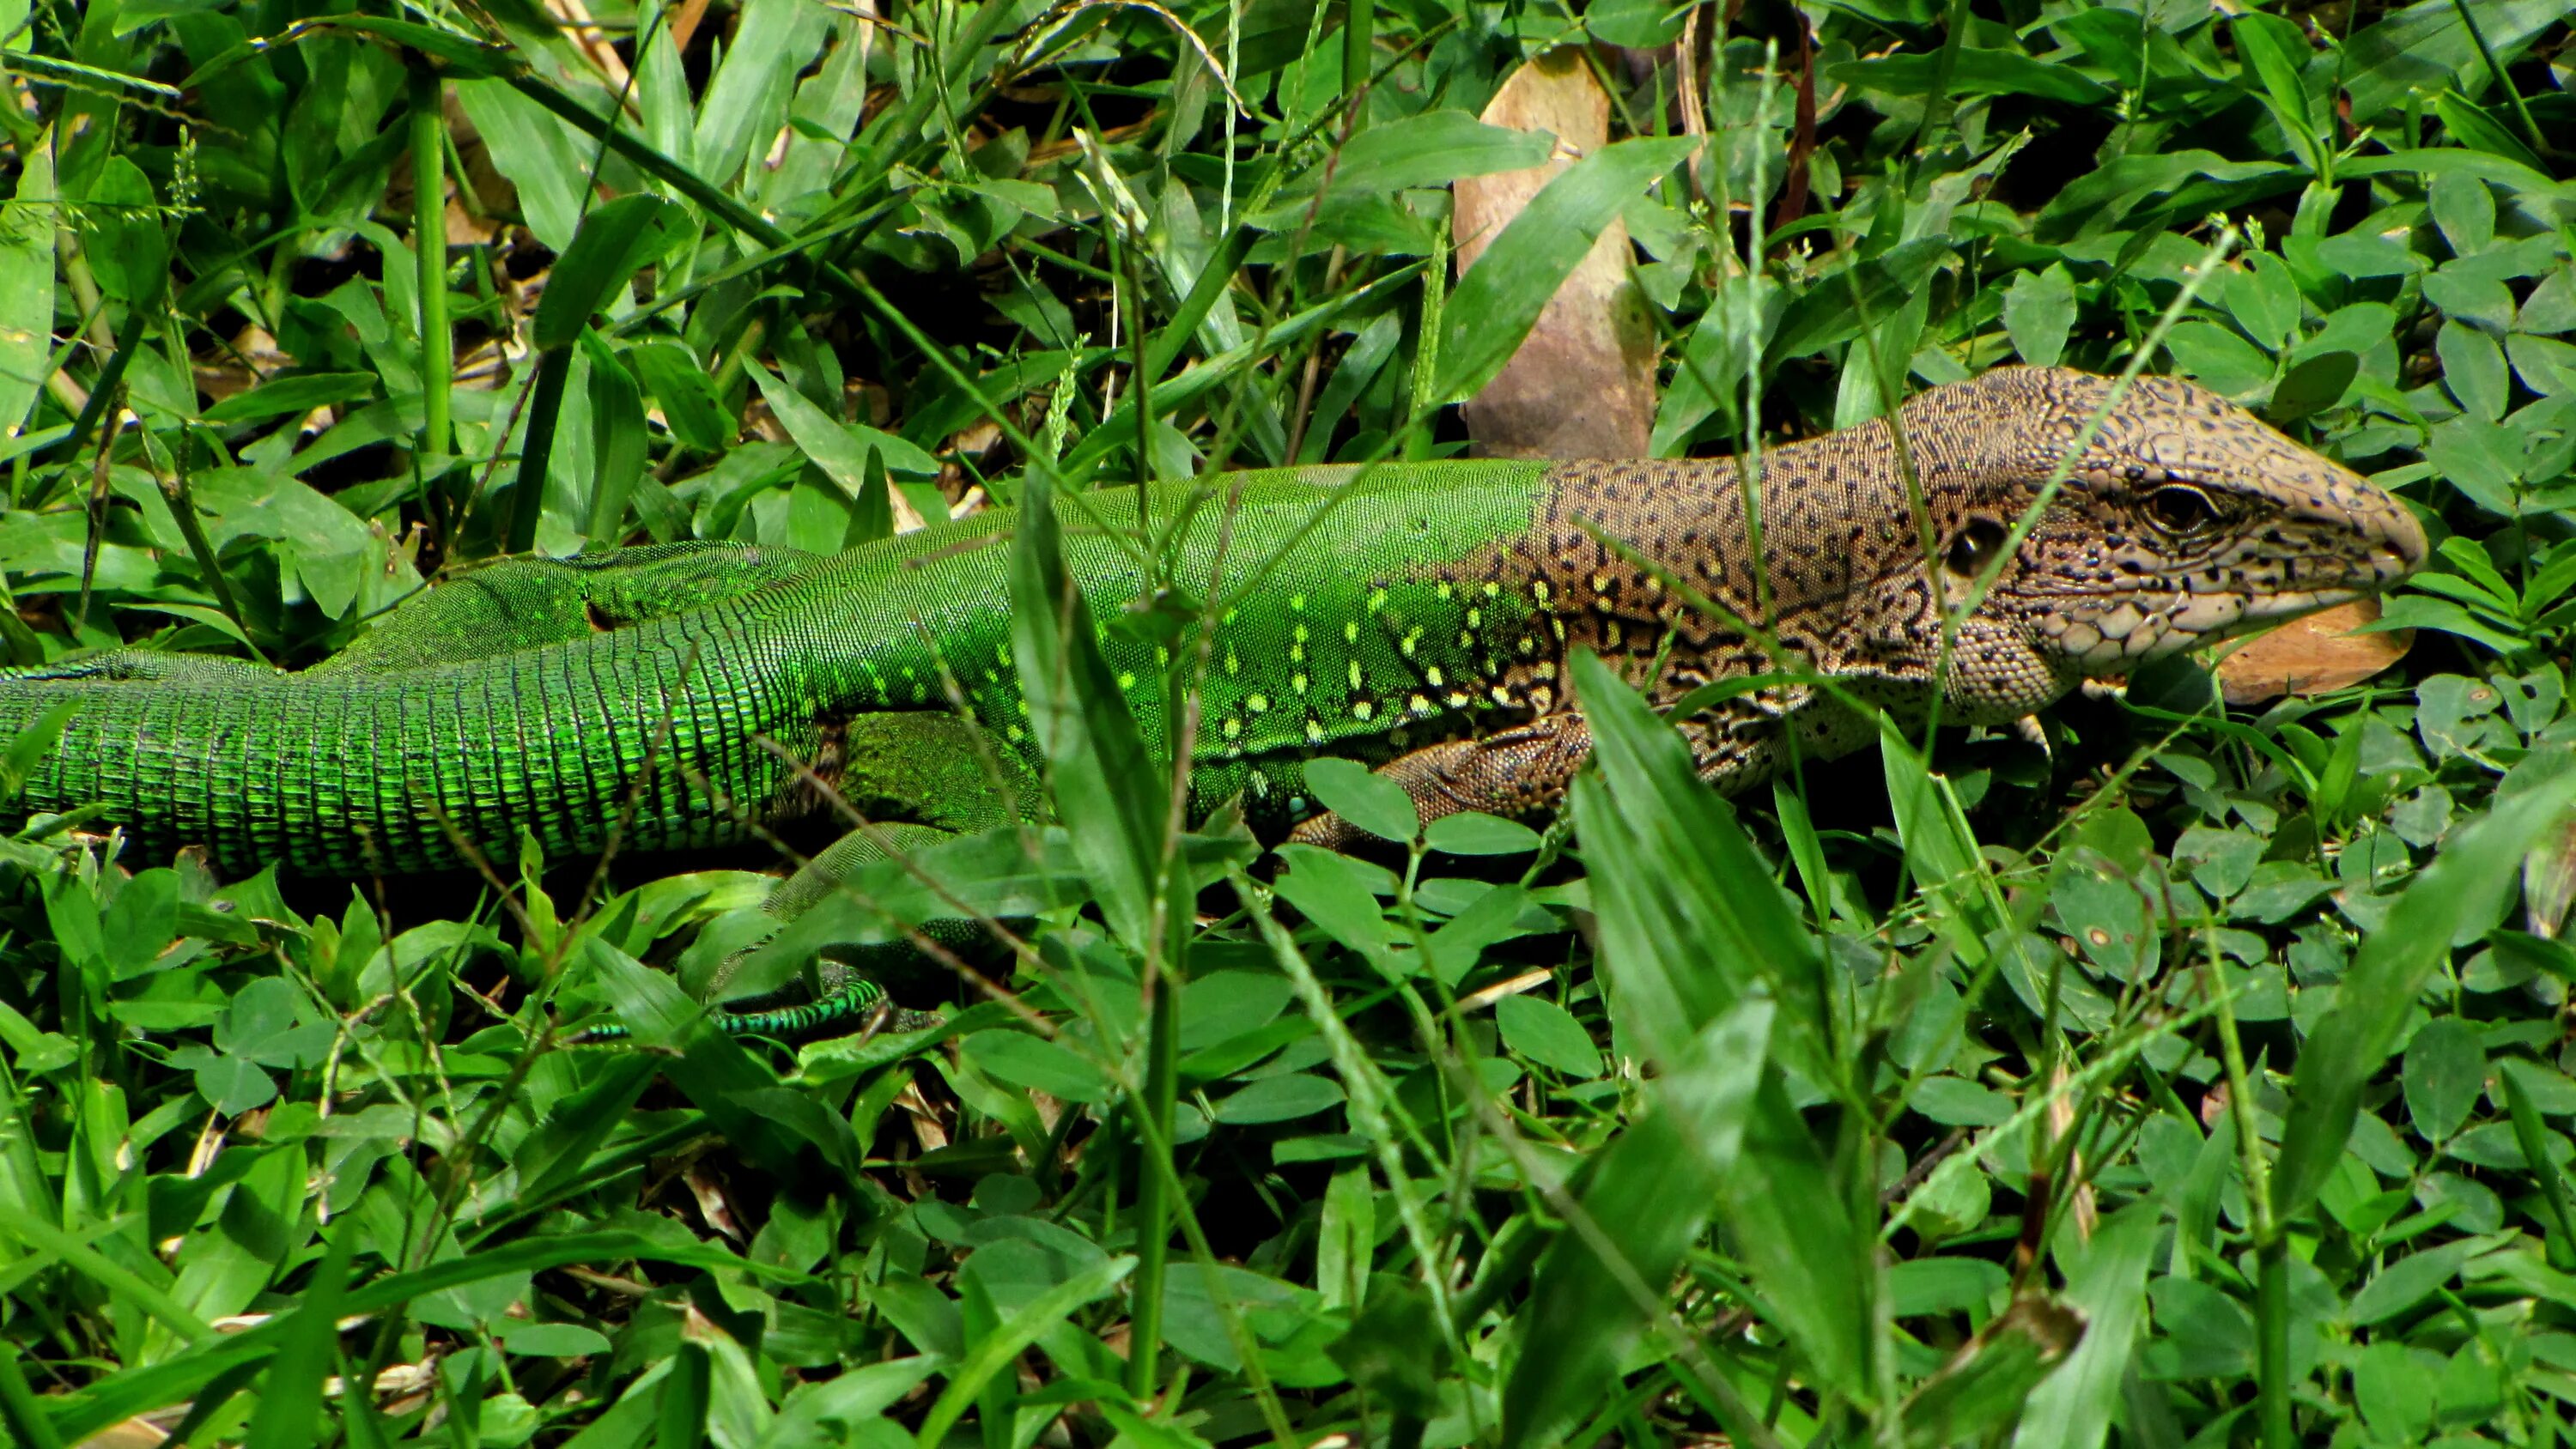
top-left (1289, 366), bottom-right (2427, 846)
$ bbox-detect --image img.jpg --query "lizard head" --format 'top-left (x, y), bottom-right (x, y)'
top-left (1847, 366), bottom-right (2427, 721)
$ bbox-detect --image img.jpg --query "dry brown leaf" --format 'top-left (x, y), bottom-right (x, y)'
top-left (2214, 597), bottom-right (2411, 706)
top-left (1453, 50), bottom-right (1656, 460)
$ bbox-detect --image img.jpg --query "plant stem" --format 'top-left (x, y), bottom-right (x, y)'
top-left (2450, 0), bottom-right (2549, 157)
top-left (2213, 961), bottom-right (2290, 1449)
top-left (1342, 0), bottom-right (1371, 127)
top-left (410, 66), bottom-right (453, 461)
top-left (1126, 926), bottom-right (1182, 1401)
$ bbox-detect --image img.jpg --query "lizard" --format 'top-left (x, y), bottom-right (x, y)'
top-left (0, 367), bottom-right (2427, 1037)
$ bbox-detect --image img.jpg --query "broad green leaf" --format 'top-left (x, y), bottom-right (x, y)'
top-left (963, 1029), bottom-right (1112, 1104)
top-left (1424, 810), bottom-right (1541, 855)
top-left (689, 0), bottom-right (831, 189)
top-left (1432, 136), bottom-right (1699, 404)
top-left (453, 78), bottom-right (590, 250)
top-left (583, 340), bottom-right (647, 539)
top-left (2002, 264), bottom-right (2075, 368)
top-left (2275, 767), bottom-right (2576, 1218)
top-left (1495, 994), bottom-right (1602, 1077)
top-left (582, 938), bottom-right (809, 1176)
top-left (1302, 756), bottom-right (1418, 843)
top-left (1212, 1072), bottom-right (1345, 1124)
top-left (77, 156), bottom-right (167, 306)
top-left (2402, 1016), bottom-right (2486, 1143)
top-left (628, 341), bottom-right (733, 452)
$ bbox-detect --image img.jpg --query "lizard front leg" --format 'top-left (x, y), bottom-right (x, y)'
top-left (1282, 692), bottom-right (1827, 852)
top-left (1287, 712), bottom-right (1594, 850)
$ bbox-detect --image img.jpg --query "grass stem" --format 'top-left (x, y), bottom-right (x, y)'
top-left (410, 66), bottom-right (453, 462)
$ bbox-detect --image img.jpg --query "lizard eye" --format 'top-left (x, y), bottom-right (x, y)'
top-left (1945, 518), bottom-right (2009, 578)
top-left (2146, 485), bottom-right (2219, 534)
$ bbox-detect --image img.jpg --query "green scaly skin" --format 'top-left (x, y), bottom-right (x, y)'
top-left (0, 369), bottom-right (2433, 1042)
top-left (0, 458), bottom-right (1552, 876)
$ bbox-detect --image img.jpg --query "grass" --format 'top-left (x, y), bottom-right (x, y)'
top-left (0, 0), bottom-right (2573, 1445)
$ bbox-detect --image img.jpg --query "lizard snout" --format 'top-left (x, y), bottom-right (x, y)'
top-left (2364, 497), bottom-right (2429, 584)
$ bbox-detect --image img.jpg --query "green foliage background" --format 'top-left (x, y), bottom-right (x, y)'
top-left (0, 0), bottom-right (2572, 1444)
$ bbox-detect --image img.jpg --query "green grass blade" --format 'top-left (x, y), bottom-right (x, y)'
top-left (1431, 136), bottom-right (1699, 406)
top-left (1005, 469), bottom-right (1164, 955)
top-left (2011, 1202), bottom-right (2160, 1449)
top-left (240, 1222), bottom-right (355, 1449)
top-left (1502, 996), bottom-right (1775, 1447)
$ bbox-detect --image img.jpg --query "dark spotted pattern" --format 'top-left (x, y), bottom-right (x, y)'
top-left (1293, 367), bottom-right (2426, 845)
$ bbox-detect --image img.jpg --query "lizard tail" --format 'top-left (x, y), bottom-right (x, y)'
top-left (565, 976), bottom-right (943, 1047)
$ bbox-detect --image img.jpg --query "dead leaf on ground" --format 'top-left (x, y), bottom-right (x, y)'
top-left (2214, 597), bottom-right (2411, 706)
top-left (1453, 50), bottom-right (1656, 460)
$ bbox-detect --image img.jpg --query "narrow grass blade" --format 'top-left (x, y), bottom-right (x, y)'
top-left (914, 1255), bottom-right (1136, 1446)
top-left (1503, 997), bottom-right (1773, 1448)
top-left (532, 196), bottom-right (680, 351)
top-left (1005, 470), bottom-right (1164, 955)
top-left (1431, 136), bottom-right (1698, 405)
top-left (1571, 652), bottom-right (1832, 1074)
top-left (2013, 1202), bottom-right (2160, 1449)
top-left (240, 1222), bottom-right (355, 1449)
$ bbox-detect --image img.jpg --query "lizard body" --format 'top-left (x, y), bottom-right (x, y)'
top-left (0, 366), bottom-right (2423, 909)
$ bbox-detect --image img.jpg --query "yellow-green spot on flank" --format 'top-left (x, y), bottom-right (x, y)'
top-left (1408, 694), bottom-right (1434, 715)
top-left (1425, 665), bottom-right (1445, 687)
top-left (1353, 699), bottom-right (1375, 721)
top-left (1490, 685), bottom-right (1513, 706)
top-left (1293, 622), bottom-right (1310, 642)
top-left (1348, 659), bottom-right (1364, 690)
top-left (1224, 717), bottom-right (1242, 739)
top-left (1368, 586), bottom-right (1389, 612)
top-left (1118, 671), bottom-right (1137, 689)
top-left (1448, 691), bottom-right (1471, 709)
top-left (1006, 724), bottom-right (1024, 741)
top-left (1226, 649), bottom-right (1242, 674)
top-left (1483, 579), bottom-right (1502, 597)
top-left (1467, 608), bottom-right (1482, 628)
top-left (1292, 672), bottom-right (1309, 694)
top-left (1343, 620), bottom-right (1360, 644)
top-left (1304, 718), bottom-right (1326, 743)
top-left (1436, 580), bottom-right (1453, 599)
top-left (1247, 693), bottom-right (1270, 712)
top-left (1532, 579), bottom-right (1552, 604)
top-left (1291, 593), bottom-right (1307, 610)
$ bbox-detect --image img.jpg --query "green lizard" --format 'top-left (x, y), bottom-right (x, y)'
top-left (0, 367), bottom-right (2425, 1036)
